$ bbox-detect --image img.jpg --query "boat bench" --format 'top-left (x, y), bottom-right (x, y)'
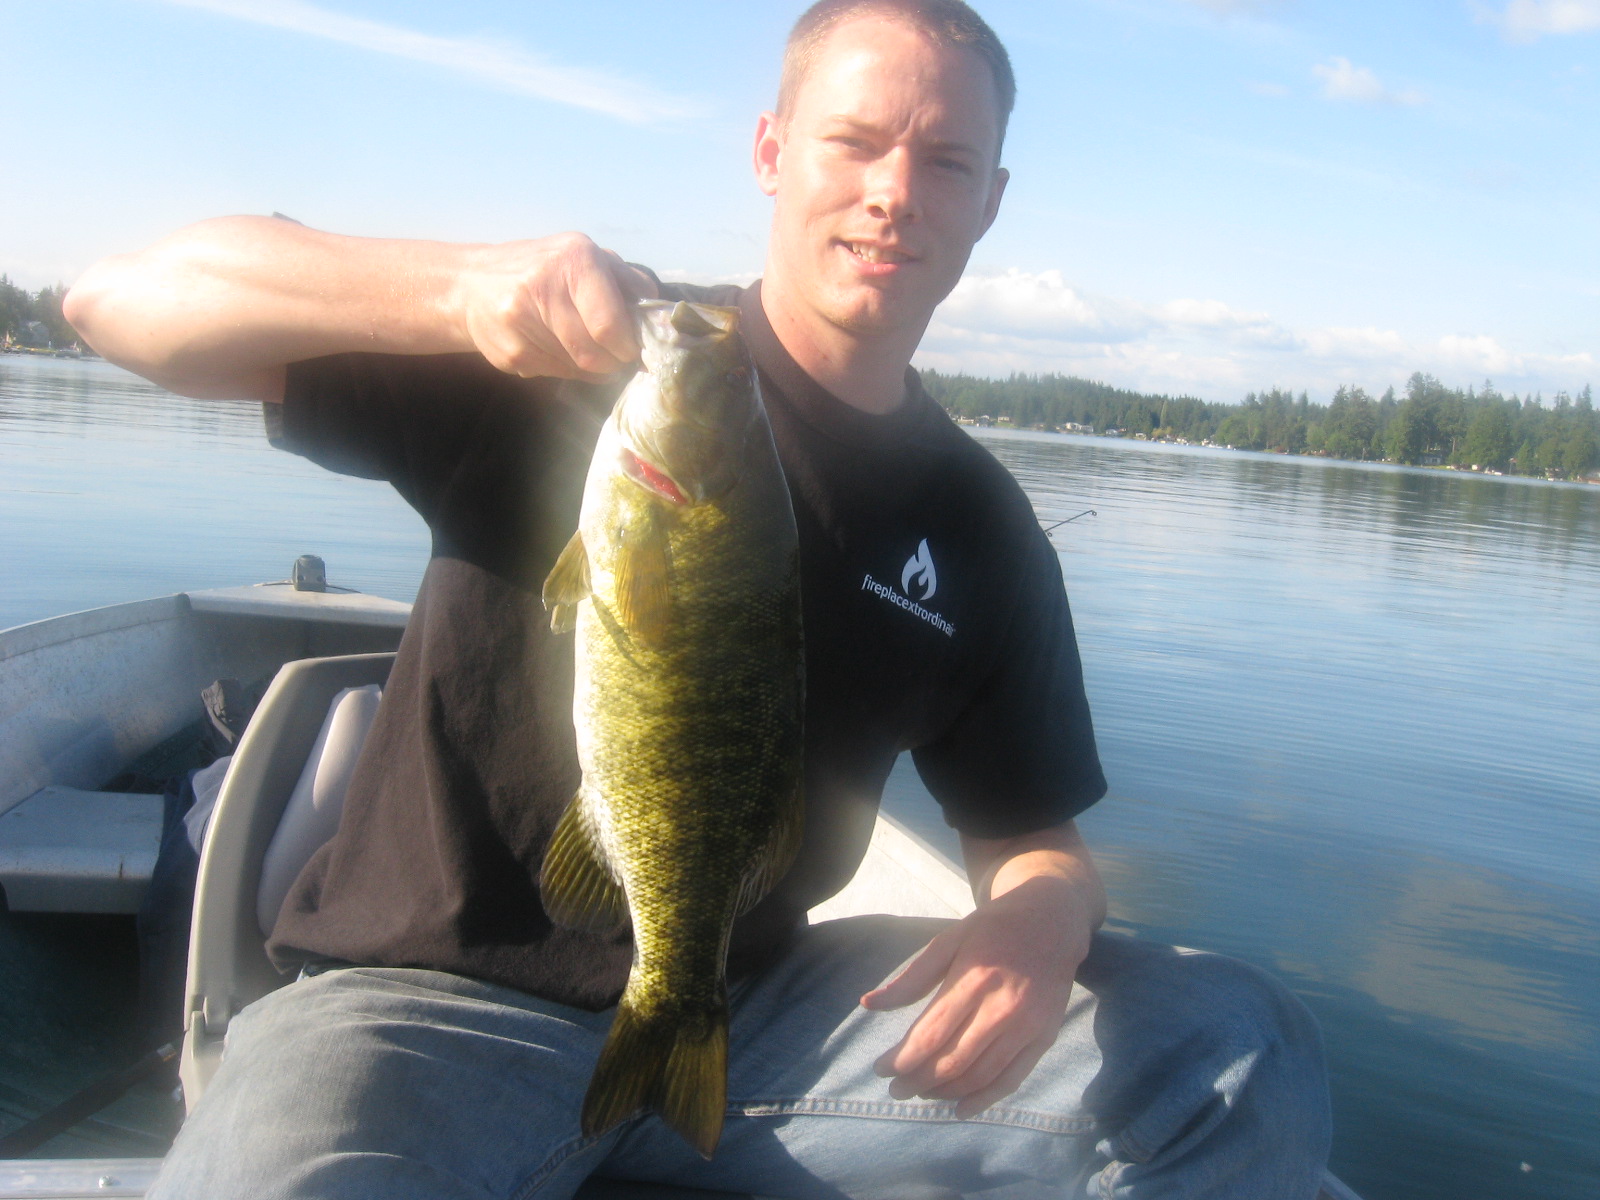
top-left (0, 787), bottom-right (163, 914)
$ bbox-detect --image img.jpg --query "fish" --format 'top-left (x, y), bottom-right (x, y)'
top-left (540, 299), bottom-right (804, 1158)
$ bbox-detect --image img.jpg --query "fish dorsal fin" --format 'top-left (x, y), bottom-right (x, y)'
top-left (669, 301), bottom-right (736, 338)
top-left (614, 517), bottom-right (672, 646)
top-left (540, 791), bottom-right (629, 934)
top-left (542, 530), bottom-right (591, 634)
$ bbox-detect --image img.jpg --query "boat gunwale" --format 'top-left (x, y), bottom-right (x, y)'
top-left (0, 597), bottom-right (191, 666)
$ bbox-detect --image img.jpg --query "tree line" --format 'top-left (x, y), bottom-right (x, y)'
top-left (1, 277), bottom-right (77, 349)
top-left (921, 368), bottom-right (1599, 481)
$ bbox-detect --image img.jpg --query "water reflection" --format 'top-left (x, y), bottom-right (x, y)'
top-left (0, 355), bottom-right (429, 631)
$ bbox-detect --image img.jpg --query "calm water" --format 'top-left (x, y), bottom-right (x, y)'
top-left (3, 355), bottom-right (1597, 1198)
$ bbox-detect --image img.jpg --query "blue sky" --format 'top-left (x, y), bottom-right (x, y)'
top-left (3, 0), bottom-right (1596, 402)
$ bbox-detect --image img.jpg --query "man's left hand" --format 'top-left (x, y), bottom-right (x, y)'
top-left (861, 822), bottom-right (1106, 1118)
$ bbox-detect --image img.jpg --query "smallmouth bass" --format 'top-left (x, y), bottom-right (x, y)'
top-left (541, 300), bottom-right (803, 1157)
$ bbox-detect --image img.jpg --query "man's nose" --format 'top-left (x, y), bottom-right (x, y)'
top-left (863, 149), bottom-right (919, 224)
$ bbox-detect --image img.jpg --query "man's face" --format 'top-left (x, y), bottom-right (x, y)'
top-left (756, 15), bottom-right (1009, 340)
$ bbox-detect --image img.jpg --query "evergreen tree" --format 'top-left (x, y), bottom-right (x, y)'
top-left (1463, 404), bottom-right (1513, 471)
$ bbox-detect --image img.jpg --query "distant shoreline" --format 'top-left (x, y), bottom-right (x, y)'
top-left (0, 345), bottom-right (99, 361)
top-left (961, 420), bottom-right (1600, 487)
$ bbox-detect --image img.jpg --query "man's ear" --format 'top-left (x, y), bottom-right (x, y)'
top-left (753, 111), bottom-right (783, 197)
top-left (978, 166), bottom-right (1009, 239)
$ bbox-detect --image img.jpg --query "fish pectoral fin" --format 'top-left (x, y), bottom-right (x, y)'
top-left (539, 793), bottom-right (629, 934)
top-left (734, 782), bottom-right (805, 918)
top-left (614, 520), bottom-right (672, 646)
top-left (542, 530), bottom-right (591, 633)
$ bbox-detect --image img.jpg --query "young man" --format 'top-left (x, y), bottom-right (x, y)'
top-left (68, 2), bottom-right (1331, 1196)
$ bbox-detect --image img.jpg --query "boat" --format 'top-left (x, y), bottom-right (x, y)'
top-left (0, 565), bottom-right (1361, 1199)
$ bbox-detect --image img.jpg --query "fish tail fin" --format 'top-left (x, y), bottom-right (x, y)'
top-left (582, 995), bottom-right (728, 1159)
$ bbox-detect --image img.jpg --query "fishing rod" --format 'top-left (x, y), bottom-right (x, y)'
top-left (1040, 509), bottom-right (1097, 535)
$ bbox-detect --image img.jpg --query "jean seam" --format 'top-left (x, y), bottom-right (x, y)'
top-left (509, 1127), bottom-right (615, 1200)
top-left (732, 1096), bottom-right (1095, 1136)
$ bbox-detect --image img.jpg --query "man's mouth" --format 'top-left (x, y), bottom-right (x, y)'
top-left (842, 241), bottom-right (914, 266)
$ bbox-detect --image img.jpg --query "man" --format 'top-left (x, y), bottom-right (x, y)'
top-left (67, 2), bottom-right (1331, 1196)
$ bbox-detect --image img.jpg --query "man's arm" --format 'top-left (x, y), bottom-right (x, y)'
top-left (861, 819), bottom-right (1106, 1117)
top-left (63, 216), bottom-right (656, 402)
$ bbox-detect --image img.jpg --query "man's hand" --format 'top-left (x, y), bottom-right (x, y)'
top-left (862, 821), bottom-right (1105, 1118)
top-left (456, 233), bottom-right (658, 381)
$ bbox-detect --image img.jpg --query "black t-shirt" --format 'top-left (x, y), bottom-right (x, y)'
top-left (265, 280), bottom-right (1106, 1010)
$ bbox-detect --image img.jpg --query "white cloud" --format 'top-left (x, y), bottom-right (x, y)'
top-left (930, 269), bottom-right (1149, 342)
top-left (1490, 0), bottom-right (1600, 40)
top-left (154, 0), bottom-right (705, 123)
top-left (1313, 57), bottom-right (1426, 106)
top-left (915, 267), bottom-right (1594, 400)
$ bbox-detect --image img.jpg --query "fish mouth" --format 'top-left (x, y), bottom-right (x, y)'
top-left (620, 447), bottom-right (690, 505)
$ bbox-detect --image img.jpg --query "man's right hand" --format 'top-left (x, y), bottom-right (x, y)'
top-left (65, 217), bottom-right (658, 403)
top-left (457, 234), bottom-right (658, 382)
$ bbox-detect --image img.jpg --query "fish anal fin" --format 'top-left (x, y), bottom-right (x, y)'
top-left (734, 782), bottom-right (804, 918)
top-left (582, 995), bottom-right (728, 1159)
top-left (542, 531), bottom-right (591, 632)
top-left (614, 521), bottom-right (671, 646)
top-left (539, 793), bottom-right (629, 935)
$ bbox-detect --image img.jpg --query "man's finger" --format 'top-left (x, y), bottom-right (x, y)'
top-left (885, 1002), bottom-right (977, 1098)
top-left (566, 254), bottom-right (646, 369)
top-left (887, 978), bottom-right (1034, 1097)
top-left (861, 927), bottom-right (961, 1012)
top-left (874, 959), bottom-right (1002, 1080)
top-left (538, 253), bottom-right (634, 376)
top-left (905, 1013), bottom-right (1027, 1099)
top-left (951, 1032), bottom-right (1057, 1119)
top-left (605, 252), bottom-right (660, 304)
top-left (916, 997), bottom-right (1062, 1100)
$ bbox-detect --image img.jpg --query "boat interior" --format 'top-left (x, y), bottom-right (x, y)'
top-left (0, 575), bottom-right (1358, 1200)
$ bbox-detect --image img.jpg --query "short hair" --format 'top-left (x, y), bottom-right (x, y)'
top-left (777, 0), bottom-right (1016, 151)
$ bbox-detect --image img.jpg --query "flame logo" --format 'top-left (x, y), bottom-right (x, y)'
top-left (900, 539), bottom-right (938, 601)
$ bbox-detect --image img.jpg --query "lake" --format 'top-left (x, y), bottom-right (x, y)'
top-left (3, 353), bottom-right (1597, 1199)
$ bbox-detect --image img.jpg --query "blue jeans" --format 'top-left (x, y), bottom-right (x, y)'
top-left (150, 919), bottom-right (1330, 1199)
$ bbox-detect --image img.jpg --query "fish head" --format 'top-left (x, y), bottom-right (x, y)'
top-left (615, 301), bottom-right (759, 506)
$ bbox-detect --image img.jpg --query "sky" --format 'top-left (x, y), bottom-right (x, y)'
top-left (2, 0), bottom-right (1596, 403)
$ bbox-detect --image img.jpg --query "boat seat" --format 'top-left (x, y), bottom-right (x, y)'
top-left (0, 786), bottom-right (163, 914)
top-left (180, 653), bottom-right (762, 1200)
top-left (182, 653), bottom-right (397, 1108)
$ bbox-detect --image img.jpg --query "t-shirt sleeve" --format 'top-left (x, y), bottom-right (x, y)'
top-left (912, 526), bottom-right (1107, 839)
top-left (273, 351), bottom-right (507, 522)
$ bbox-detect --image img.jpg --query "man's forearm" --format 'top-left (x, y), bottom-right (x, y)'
top-left (64, 216), bottom-right (480, 400)
top-left (962, 819), bottom-right (1107, 932)
top-left (65, 218), bottom-right (658, 402)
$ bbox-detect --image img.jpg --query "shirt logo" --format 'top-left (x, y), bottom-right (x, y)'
top-left (901, 539), bottom-right (938, 601)
top-left (862, 538), bottom-right (955, 638)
